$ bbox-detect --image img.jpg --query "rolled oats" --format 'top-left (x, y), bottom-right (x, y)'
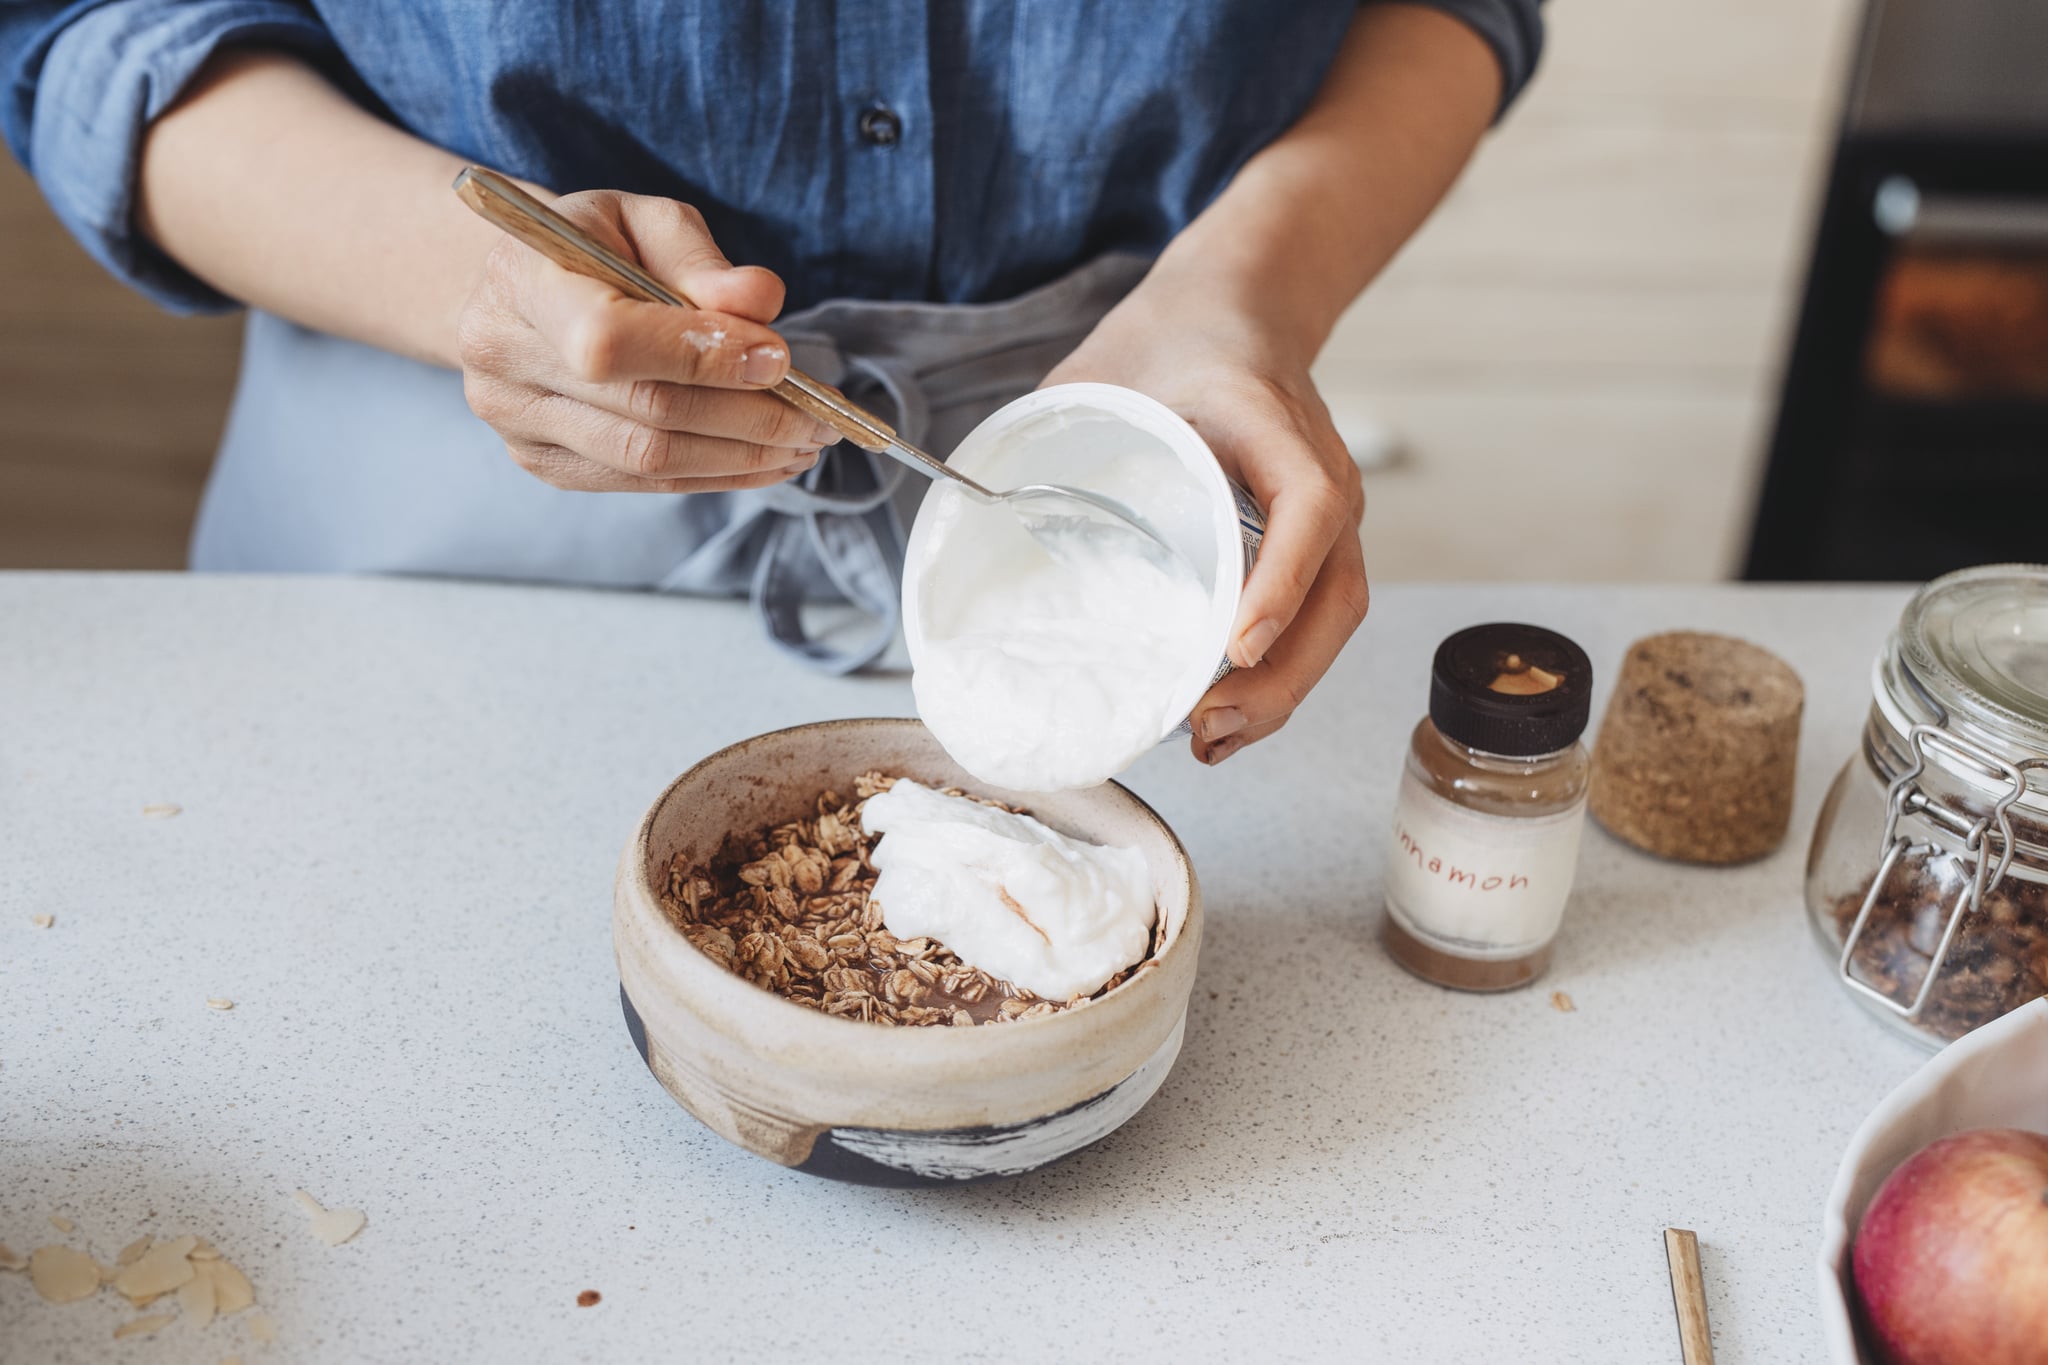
top-left (661, 773), bottom-right (1163, 1027)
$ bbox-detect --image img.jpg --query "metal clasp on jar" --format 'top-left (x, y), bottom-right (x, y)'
top-left (1836, 723), bottom-right (2045, 1019)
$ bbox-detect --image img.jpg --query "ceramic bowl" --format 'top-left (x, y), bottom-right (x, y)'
top-left (612, 717), bottom-right (1203, 1184)
top-left (1817, 998), bottom-right (2048, 1362)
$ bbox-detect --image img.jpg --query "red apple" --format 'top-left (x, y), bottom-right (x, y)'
top-left (1852, 1127), bottom-right (2048, 1365)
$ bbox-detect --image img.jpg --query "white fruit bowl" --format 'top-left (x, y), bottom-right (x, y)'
top-left (1818, 998), bottom-right (2048, 1362)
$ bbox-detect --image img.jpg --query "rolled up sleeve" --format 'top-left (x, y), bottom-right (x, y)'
top-left (1387, 0), bottom-right (1545, 116)
top-left (2, 1), bottom-right (335, 313)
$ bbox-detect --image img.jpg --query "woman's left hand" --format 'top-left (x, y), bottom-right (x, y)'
top-left (1043, 274), bottom-right (1370, 766)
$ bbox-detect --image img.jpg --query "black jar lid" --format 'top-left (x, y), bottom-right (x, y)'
top-left (1429, 623), bottom-right (1594, 756)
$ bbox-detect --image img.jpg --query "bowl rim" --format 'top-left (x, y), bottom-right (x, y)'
top-left (1815, 996), bottom-right (2048, 1363)
top-left (614, 716), bottom-right (1202, 1058)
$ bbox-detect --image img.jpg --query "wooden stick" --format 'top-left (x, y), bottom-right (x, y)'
top-left (1664, 1227), bottom-right (1716, 1365)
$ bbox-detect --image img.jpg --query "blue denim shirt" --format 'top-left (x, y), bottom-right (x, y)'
top-left (0, 1), bottom-right (1541, 669)
top-left (2, 1), bottom-right (1541, 316)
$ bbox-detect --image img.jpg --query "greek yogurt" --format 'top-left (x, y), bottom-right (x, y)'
top-left (860, 780), bottom-right (1155, 1002)
top-left (905, 388), bottom-right (1229, 792)
top-left (910, 497), bottom-right (1209, 792)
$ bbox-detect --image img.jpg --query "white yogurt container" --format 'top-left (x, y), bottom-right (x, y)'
top-left (902, 383), bottom-right (1265, 765)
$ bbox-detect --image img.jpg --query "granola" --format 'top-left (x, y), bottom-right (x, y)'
top-left (1833, 863), bottom-right (2048, 1041)
top-left (661, 773), bottom-right (1162, 1026)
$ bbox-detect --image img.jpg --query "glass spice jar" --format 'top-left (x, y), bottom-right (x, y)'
top-left (1807, 564), bottom-right (2048, 1049)
top-left (1381, 623), bottom-right (1594, 991)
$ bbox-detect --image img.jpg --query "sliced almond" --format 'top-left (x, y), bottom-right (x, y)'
top-left (0, 1242), bottom-right (26, 1272)
top-left (206, 998), bottom-right (235, 1011)
top-left (179, 1260), bottom-right (218, 1328)
top-left (294, 1189), bottom-right (366, 1246)
top-left (189, 1240), bottom-right (222, 1261)
top-left (112, 1234), bottom-right (197, 1303)
top-left (142, 803), bottom-right (182, 819)
top-left (1550, 990), bottom-right (1577, 1013)
top-left (113, 1313), bottom-right (177, 1339)
top-left (28, 1245), bottom-right (100, 1303)
top-left (310, 1207), bottom-right (365, 1246)
top-left (116, 1235), bottom-right (153, 1267)
top-left (246, 1313), bottom-right (278, 1343)
top-left (209, 1258), bottom-right (255, 1314)
top-left (30, 913), bottom-right (53, 928)
top-left (47, 1214), bottom-right (73, 1233)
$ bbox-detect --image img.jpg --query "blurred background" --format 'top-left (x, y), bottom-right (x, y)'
top-left (2, 0), bottom-right (2041, 579)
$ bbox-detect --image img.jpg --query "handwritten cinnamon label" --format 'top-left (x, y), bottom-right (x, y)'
top-left (1382, 771), bottom-right (1585, 951)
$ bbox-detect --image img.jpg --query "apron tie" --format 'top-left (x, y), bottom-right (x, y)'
top-left (747, 344), bottom-right (921, 674)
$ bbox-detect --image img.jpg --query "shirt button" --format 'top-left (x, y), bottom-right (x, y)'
top-left (858, 105), bottom-right (902, 146)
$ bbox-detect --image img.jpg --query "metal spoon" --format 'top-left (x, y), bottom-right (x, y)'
top-left (452, 167), bottom-right (1188, 572)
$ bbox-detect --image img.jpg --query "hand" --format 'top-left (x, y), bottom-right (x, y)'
top-left (1043, 273), bottom-right (1370, 765)
top-left (456, 190), bottom-right (837, 493)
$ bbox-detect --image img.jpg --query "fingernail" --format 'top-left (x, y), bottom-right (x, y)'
top-left (1237, 618), bottom-right (1281, 668)
top-left (1198, 706), bottom-right (1245, 743)
top-left (811, 423), bottom-right (840, 446)
top-left (741, 345), bottom-right (786, 386)
top-left (1200, 736), bottom-right (1246, 766)
top-left (782, 452), bottom-right (820, 474)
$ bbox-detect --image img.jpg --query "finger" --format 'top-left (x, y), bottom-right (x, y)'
top-left (1191, 531), bottom-right (1370, 758)
top-left (508, 392), bottom-right (824, 480)
top-left (605, 194), bottom-right (787, 322)
top-left (526, 271), bottom-right (793, 390)
top-left (1228, 447), bottom-right (1361, 669)
top-left (508, 438), bottom-right (820, 495)
top-left (1191, 715), bottom-right (1286, 767)
top-left (552, 376), bottom-right (837, 449)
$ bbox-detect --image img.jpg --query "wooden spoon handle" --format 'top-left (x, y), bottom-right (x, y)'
top-left (452, 166), bottom-right (896, 452)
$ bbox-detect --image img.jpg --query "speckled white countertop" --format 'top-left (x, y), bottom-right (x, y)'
top-left (0, 574), bottom-right (1929, 1364)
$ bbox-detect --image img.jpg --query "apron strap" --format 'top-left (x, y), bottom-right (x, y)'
top-left (747, 350), bottom-right (917, 674)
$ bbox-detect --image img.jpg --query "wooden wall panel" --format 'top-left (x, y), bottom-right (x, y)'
top-left (0, 155), bottom-right (241, 569)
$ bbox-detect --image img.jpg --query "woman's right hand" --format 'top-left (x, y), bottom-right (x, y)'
top-left (457, 189), bottom-right (836, 493)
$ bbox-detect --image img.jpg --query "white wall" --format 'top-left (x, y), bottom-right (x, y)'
top-left (1316, 0), bottom-right (1863, 581)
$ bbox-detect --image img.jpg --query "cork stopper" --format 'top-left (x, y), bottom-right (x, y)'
top-left (1588, 631), bottom-right (1805, 864)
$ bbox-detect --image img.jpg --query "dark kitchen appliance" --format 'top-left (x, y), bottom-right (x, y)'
top-left (1744, 0), bottom-right (2048, 581)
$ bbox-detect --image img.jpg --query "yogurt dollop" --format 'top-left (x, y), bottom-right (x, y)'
top-left (861, 780), bottom-right (1155, 1001)
top-left (910, 487), bottom-right (1210, 792)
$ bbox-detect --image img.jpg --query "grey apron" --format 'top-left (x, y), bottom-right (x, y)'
top-left (192, 253), bottom-right (1150, 674)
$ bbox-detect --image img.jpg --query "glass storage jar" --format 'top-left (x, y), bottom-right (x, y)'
top-left (1807, 564), bottom-right (2048, 1049)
